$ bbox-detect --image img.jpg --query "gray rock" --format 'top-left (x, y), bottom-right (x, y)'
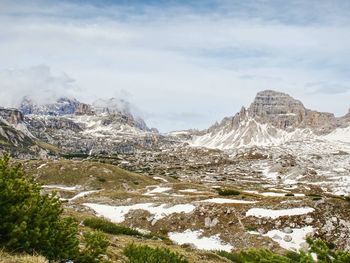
top-left (204, 217), bottom-right (219, 228)
top-left (204, 217), bottom-right (211, 228)
top-left (272, 234), bottom-right (282, 240)
top-left (300, 242), bottom-right (309, 252)
top-left (283, 235), bottom-right (292, 242)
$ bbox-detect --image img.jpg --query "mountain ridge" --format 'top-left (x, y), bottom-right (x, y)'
top-left (0, 90), bottom-right (349, 156)
top-left (189, 90), bottom-right (350, 149)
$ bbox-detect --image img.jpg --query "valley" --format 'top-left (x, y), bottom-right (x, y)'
top-left (1, 90), bottom-right (350, 262)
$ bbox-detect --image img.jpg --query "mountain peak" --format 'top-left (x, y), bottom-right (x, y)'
top-left (248, 90), bottom-right (305, 116)
top-left (190, 89), bottom-right (348, 149)
top-left (20, 97), bottom-right (80, 116)
top-left (247, 90), bottom-right (306, 130)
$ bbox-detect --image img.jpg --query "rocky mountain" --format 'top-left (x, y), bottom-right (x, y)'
top-left (20, 97), bottom-right (80, 116)
top-left (2, 90), bottom-right (349, 156)
top-left (247, 90), bottom-right (344, 133)
top-left (190, 90), bottom-right (350, 149)
top-left (0, 107), bottom-right (47, 158)
top-left (0, 96), bottom-right (169, 157)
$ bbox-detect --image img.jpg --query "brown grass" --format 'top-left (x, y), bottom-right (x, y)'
top-left (0, 251), bottom-right (48, 263)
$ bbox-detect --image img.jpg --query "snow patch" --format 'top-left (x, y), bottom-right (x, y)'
top-left (323, 126), bottom-right (350, 143)
top-left (143, 186), bottom-right (172, 196)
top-left (264, 226), bottom-right (314, 251)
top-left (37, 163), bottom-right (47, 169)
top-left (42, 185), bottom-right (79, 191)
top-left (246, 207), bottom-right (314, 219)
top-left (69, 190), bottom-right (100, 201)
top-left (168, 229), bottom-right (233, 252)
top-left (153, 176), bottom-right (168, 182)
top-left (84, 203), bottom-right (195, 223)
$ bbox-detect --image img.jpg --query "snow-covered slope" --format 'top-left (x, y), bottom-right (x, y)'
top-left (323, 126), bottom-right (350, 143)
top-left (191, 118), bottom-right (315, 149)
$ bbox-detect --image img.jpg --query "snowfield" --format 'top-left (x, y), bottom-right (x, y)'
top-left (168, 229), bottom-right (233, 252)
top-left (246, 207), bottom-right (314, 219)
top-left (190, 118), bottom-right (315, 150)
top-left (323, 126), bottom-right (350, 143)
top-left (84, 203), bottom-right (195, 223)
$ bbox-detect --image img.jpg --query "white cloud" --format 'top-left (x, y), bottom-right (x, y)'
top-left (0, 0), bottom-right (349, 131)
top-left (0, 65), bottom-right (79, 107)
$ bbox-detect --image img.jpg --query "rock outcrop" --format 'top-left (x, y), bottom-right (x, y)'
top-left (0, 107), bottom-right (24, 125)
top-left (74, 103), bottom-right (95, 115)
top-left (248, 90), bottom-right (306, 130)
top-left (247, 90), bottom-right (340, 133)
top-left (190, 90), bottom-right (350, 149)
top-left (0, 108), bottom-right (47, 158)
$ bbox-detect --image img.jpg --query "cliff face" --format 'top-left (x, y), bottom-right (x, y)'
top-left (248, 90), bottom-right (305, 129)
top-left (247, 90), bottom-right (340, 133)
top-left (0, 107), bottom-right (24, 125)
top-left (0, 108), bottom-right (47, 158)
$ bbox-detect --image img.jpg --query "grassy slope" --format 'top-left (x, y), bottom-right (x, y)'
top-left (24, 159), bottom-right (158, 190)
top-left (0, 251), bottom-right (48, 263)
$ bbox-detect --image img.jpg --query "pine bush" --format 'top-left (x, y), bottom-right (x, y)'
top-left (0, 155), bottom-right (79, 261)
top-left (123, 243), bottom-right (189, 263)
top-left (83, 217), bottom-right (142, 236)
top-left (76, 230), bottom-right (110, 263)
top-left (217, 238), bottom-right (350, 263)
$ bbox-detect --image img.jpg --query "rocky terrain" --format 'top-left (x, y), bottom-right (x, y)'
top-left (1, 90), bottom-right (350, 259)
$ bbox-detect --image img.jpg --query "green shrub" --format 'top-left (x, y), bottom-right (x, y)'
top-left (76, 231), bottom-right (110, 263)
top-left (217, 238), bottom-right (350, 263)
top-left (0, 155), bottom-right (79, 261)
top-left (217, 250), bottom-right (240, 262)
top-left (97, 176), bottom-right (107, 183)
top-left (217, 188), bottom-right (240, 196)
top-left (123, 243), bottom-right (189, 263)
top-left (245, 226), bottom-right (257, 232)
top-left (83, 217), bottom-right (142, 236)
top-left (0, 155), bottom-right (112, 262)
top-left (307, 194), bottom-right (322, 201)
top-left (219, 248), bottom-right (293, 263)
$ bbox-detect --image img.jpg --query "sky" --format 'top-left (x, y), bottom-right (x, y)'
top-left (0, 0), bottom-right (350, 132)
